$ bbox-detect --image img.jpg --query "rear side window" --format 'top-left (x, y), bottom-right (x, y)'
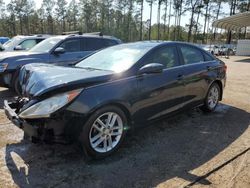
top-left (59, 39), bottom-right (81, 52)
top-left (180, 46), bottom-right (204, 64)
top-left (82, 38), bottom-right (105, 51)
top-left (103, 39), bottom-right (118, 47)
top-left (203, 52), bottom-right (215, 61)
top-left (146, 46), bottom-right (178, 69)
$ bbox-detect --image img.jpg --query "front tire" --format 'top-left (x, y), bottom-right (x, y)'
top-left (78, 106), bottom-right (127, 159)
top-left (10, 70), bottom-right (20, 94)
top-left (201, 83), bottom-right (221, 112)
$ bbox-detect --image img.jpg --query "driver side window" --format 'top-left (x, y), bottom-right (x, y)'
top-left (19, 39), bottom-right (37, 50)
top-left (146, 46), bottom-right (178, 69)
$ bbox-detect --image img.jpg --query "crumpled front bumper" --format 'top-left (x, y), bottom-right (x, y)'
top-left (4, 99), bottom-right (77, 144)
top-left (4, 100), bottom-right (38, 139)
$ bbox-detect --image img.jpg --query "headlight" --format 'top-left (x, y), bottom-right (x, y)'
top-left (19, 89), bottom-right (82, 119)
top-left (0, 63), bottom-right (8, 73)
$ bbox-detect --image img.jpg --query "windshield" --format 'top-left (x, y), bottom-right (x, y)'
top-left (29, 37), bottom-right (62, 53)
top-left (76, 43), bottom-right (153, 73)
top-left (3, 36), bottom-right (21, 49)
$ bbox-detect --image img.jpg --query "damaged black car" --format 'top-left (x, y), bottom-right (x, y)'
top-left (4, 42), bottom-right (226, 158)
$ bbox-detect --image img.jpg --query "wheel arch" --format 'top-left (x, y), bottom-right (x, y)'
top-left (87, 101), bottom-right (132, 126)
top-left (211, 80), bottom-right (223, 101)
top-left (106, 102), bottom-right (132, 124)
top-left (77, 101), bottom-right (131, 159)
top-left (65, 101), bottom-right (132, 143)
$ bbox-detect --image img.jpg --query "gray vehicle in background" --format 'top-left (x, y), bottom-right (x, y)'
top-left (0, 35), bottom-right (50, 52)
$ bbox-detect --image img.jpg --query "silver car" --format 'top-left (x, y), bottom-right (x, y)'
top-left (0, 35), bottom-right (50, 52)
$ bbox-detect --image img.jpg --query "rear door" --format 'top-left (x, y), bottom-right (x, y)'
top-left (134, 44), bottom-right (186, 123)
top-left (178, 44), bottom-right (217, 107)
top-left (49, 38), bottom-right (83, 66)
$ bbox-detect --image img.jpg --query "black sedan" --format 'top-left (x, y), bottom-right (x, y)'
top-left (4, 41), bottom-right (227, 159)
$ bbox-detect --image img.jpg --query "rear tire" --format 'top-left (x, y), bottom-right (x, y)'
top-left (200, 83), bottom-right (221, 113)
top-left (78, 106), bottom-right (127, 159)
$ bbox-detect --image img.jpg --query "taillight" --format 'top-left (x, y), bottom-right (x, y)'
top-left (224, 64), bottom-right (227, 72)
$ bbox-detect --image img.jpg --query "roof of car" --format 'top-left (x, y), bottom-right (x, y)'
top-left (115, 41), bottom-right (212, 55)
top-left (13, 35), bottom-right (51, 39)
top-left (124, 41), bottom-right (201, 47)
top-left (46, 34), bottom-right (121, 42)
top-left (0, 37), bottom-right (9, 39)
top-left (70, 34), bottom-right (120, 40)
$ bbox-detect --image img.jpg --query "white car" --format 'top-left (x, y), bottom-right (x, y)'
top-left (201, 45), bottom-right (215, 55)
top-left (0, 35), bottom-right (50, 52)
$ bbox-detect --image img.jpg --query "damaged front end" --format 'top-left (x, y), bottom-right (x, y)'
top-left (4, 63), bottom-right (113, 144)
top-left (4, 89), bottom-right (83, 144)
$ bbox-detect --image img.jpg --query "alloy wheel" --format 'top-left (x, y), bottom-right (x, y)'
top-left (207, 86), bottom-right (219, 109)
top-left (89, 112), bottom-right (123, 153)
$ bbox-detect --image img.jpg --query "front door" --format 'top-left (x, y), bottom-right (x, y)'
top-left (133, 45), bottom-right (186, 124)
top-left (49, 38), bottom-right (83, 66)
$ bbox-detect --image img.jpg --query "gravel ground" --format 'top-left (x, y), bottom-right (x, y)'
top-left (0, 56), bottom-right (249, 188)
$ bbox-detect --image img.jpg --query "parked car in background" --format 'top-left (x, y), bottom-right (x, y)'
top-left (200, 44), bottom-right (214, 54)
top-left (211, 45), bottom-right (220, 55)
top-left (0, 33), bottom-right (121, 89)
top-left (209, 44), bottom-right (236, 56)
top-left (0, 37), bottom-right (9, 45)
top-left (202, 45), bottom-right (222, 56)
top-left (220, 44), bottom-right (236, 56)
top-left (0, 35), bottom-right (50, 52)
top-left (4, 41), bottom-right (227, 159)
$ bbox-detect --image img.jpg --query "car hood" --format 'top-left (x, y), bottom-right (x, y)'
top-left (0, 51), bottom-right (39, 60)
top-left (18, 63), bottom-right (114, 98)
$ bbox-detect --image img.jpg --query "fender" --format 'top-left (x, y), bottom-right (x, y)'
top-left (86, 100), bottom-right (132, 120)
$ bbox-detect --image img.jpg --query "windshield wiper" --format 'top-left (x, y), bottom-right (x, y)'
top-left (75, 66), bottom-right (111, 71)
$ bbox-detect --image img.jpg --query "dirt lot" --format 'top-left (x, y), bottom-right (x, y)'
top-left (0, 56), bottom-right (249, 188)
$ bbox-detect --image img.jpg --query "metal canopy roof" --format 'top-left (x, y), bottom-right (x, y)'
top-left (212, 12), bottom-right (250, 31)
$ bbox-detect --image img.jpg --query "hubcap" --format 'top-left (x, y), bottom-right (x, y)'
top-left (208, 86), bottom-right (219, 109)
top-left (89, 112), bottom-right (123, 153)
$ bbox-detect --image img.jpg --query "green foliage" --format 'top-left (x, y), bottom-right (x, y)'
top-left (0, 0), bottom-right (248, 43)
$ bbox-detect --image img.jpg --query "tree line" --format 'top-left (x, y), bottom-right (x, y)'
top-left (0, 0), bottom-right (249, 43)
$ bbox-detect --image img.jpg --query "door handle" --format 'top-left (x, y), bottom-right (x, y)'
top-left (207, 66), bottom-right (213, 71)
top-left (177, 75), bottom-right (184, 80)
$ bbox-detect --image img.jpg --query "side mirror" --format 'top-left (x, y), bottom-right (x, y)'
top-left (138, 63), bottom-right (164, 75)
top-left (53, 47), bottom-right (65, 55)
top-left (14, 45), bottom-right (24, 51)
